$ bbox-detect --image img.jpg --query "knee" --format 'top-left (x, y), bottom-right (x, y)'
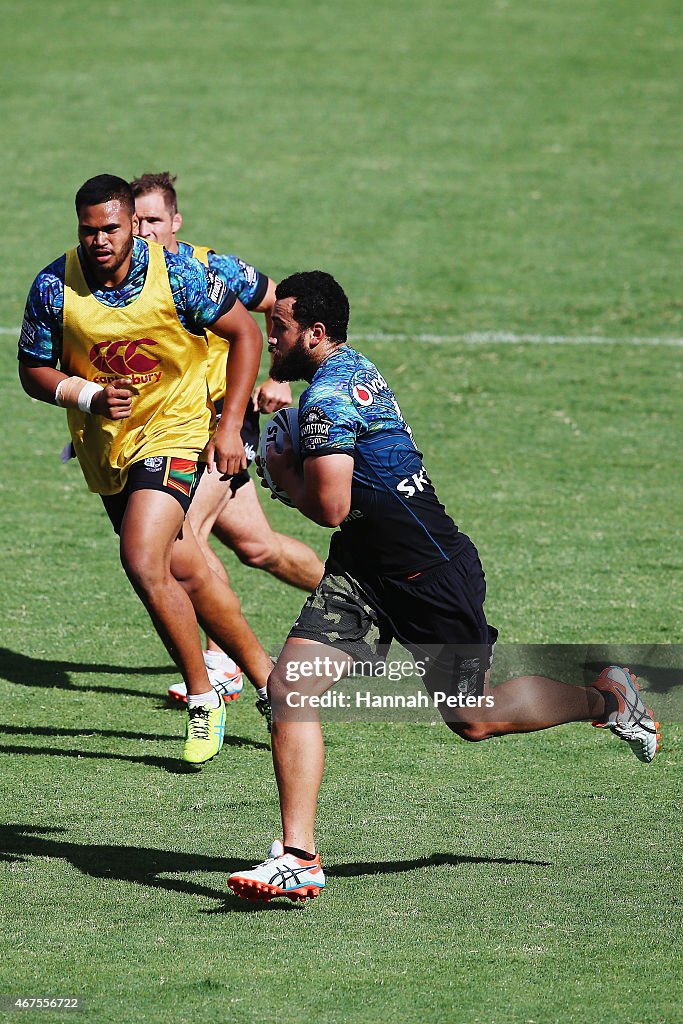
top-left (267, 665), bottom-right (304, 717)
top-left (120, 546), bottom-right (165, 595)
top-left (232, 536), bottom-right (279, 571)
top-left (446, 720), bottom-right (492, 742)
top-left (266, 666), bottom-right (289, 703)
top-left (171, 554), bottom-right (214, 598)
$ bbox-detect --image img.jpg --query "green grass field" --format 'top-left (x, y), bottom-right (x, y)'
top-left (0, 1), bottom-right (681, 1022)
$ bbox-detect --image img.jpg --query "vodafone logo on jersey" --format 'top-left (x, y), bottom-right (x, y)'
top-left (352, 384), bottom-right (374, 407)
top-left (351, 370), bottom-right (390, 408)
top-left (89, 339), bottom-right (163, 385)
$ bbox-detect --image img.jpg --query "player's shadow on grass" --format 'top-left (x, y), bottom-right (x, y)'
top-left (327, 852), bottom-right (551, 876)
top-left (0, 743), bottom-right (187, 774)
top-left (0, 825), bottom-right (247, 902)
top-left (0, 729), bottom-right (269, 772)
top-left (1, 725), bottom-right (269, 751)
top-left (0, 825), bottom-right (551, 910)
top-left (213, 852), bottom-right (555, 913)
top-left (0, 646), bottom-right (174, 699)
top-left (0, 825), bottom-right (294, 905)
top-left (584, 658), bottom-right (681, 696)
top-left (1, 724), bottom-right (175, 742)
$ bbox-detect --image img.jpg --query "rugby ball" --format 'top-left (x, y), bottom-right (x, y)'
top-left (258, 407), bottom-right (301, 506)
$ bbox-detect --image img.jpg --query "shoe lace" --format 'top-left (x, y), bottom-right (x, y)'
top-left (612, 720), bottom-right (655, 742)
top-left (187, 705), bottom-right (210, 740)
top-left (612, 700), bottom-right (655, 734)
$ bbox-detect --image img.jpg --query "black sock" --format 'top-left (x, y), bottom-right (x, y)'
top-left (284, 845), bottom-right (317, 861)
top-left (596, 687), bottom-right (619, 720)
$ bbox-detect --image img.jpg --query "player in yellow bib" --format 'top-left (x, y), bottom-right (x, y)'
top-left (61, 240), bottom-right (212, 492)
top-left (18, 174), bottom-right (274, 764)
top-left (131, 173), bottom-right (324, 709)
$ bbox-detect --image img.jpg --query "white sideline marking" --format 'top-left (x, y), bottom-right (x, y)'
top-left (360, 331), bottom-right (683, 347)
top-left (4, 324), bottom-right (683, 347)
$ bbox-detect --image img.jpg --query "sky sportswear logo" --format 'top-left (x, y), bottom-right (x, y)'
top-left (397, 466), bottom-right (430, 498)
top-left (89, 339), bottom-right (163, 385)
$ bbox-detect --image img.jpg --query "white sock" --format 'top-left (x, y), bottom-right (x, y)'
top-left (256, 686), bottom-right (268, 700)
top-left (188, 688), bottom-right (221, 709)
top-left (203, 650), bottom-right (228, 670)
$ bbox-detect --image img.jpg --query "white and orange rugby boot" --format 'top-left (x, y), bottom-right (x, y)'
top-left (168, 652), bottom-right (243, 704)
top-left (228, 840), bottom-right (325, 903)
top-left (592, 665), bottom-right (661, 763)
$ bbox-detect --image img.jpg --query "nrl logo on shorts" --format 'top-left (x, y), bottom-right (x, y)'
top-left (144, 457), bottom-right (164, 471)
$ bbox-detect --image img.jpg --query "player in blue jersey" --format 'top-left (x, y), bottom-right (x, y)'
top-left (18, 174), bottom-right (275, 763)
top-left (130, 174), bottom-right (324, 711)
top-left (227, 271), bottom-right (660, 902)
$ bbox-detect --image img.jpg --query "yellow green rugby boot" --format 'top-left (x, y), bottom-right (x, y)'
top-left (183, 700), bottom-right (226, 765)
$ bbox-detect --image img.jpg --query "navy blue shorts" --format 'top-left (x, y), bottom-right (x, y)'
top-left (289, 534), bottom-right (498, 697)
top-left (211, 400), bottom-right (259, 495)
top-left (214, 399), bottom-right (260, 465)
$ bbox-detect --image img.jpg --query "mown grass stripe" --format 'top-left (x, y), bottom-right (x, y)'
top-left (6, 324), bottom-right (683, 347)
top-left (360, 331), bottom-right (683, 347)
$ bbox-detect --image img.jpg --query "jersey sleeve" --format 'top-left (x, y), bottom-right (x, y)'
top-left (298, 379), bottom-right (363, 458)
top-left (207, 252), bottom-right (269, 310)
top-left (164, 250), bottom-right (237, 333)
top-left (17, 257), bottom-right (66, 367)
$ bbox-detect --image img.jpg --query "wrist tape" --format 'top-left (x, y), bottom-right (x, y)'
top-left (55, 377), bottom-right (104, 413)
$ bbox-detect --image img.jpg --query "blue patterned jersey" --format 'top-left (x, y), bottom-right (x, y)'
top-left (18, 237), bottom-right (237, 367)
top-left (298, 346), bottom-right (461, 576)
top-left (177, 241), bottom-right (268, 310)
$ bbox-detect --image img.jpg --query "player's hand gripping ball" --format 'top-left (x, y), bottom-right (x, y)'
top-left (257, 407), bottom-right (301, 506)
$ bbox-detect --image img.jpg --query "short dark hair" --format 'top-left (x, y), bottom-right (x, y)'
top-left (276, 271), bottom-right (349, 343)
top-left (129, 171), bottom-right (178, 214)
top-left (75, 175), bottom-right (134, 216)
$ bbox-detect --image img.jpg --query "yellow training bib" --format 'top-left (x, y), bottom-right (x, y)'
top-left (62, 239), bottom-right (213, 494)
top-left (181, 243), bottom-right (230, 406)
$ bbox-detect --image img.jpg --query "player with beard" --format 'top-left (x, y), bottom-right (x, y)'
top-left (130, 173), bottom-right (323, 711)
top-left (18, 174), bottom-right (275, 764)
top-left (227, 271), bottom-right (660, 902)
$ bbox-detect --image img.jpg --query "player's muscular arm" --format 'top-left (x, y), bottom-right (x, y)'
top-left (268, 447), bottom-right (353, 527)
top-left (206, 299), bottom-right (263, 475)
top-left (298, 453), bottom-right (353, 526)
top-left (19, 364), bottom-right (133, 419)
top-left (252, 377), bottom-right (293, 413)
top-left (19, 363), bottom-right (68, 403)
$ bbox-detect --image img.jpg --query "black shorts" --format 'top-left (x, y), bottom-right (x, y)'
top-left (289, 535), bottom-right (498, 697)
top-left (228, 467), bottom-right (252, 494)
top-left (208, 400), bottom-right (258, 496)
top-left (214, 399), bottom-right (260, 466)
top-left (101, 456), bottom-right (205, 535)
